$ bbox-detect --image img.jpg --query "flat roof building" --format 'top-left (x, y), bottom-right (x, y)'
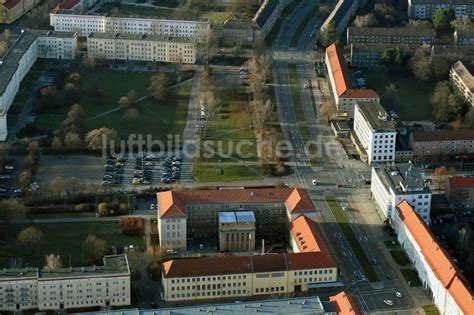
top-left (450, 60), bottom-right (474, 107)
top-left (353, 102), bottom-right (396, 165)
top-left (347, 26), bottom-right (436, 45)
top-left (409, 130), bottom-right (474, 158)
top-left (445, 176), bottom-right (474, 208)
top-left (371, 162), bottom-right (431, 223)
top-left (0, 255), bottom-right (130, 312)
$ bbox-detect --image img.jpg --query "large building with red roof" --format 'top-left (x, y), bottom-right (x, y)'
top-left (445, 176), bottom-right (474, 208)
top-left (329, 291), bottom-right (362, 315)
top-left (0, 0), bottom-right (39, 24)
top-left (324, 44), bottom-right (380, 118)
top-left (393, 200), bottom-right (474, 314)
top-left (409, 130), bottom-right (474, 159)
top-left (157, 188), bottom-right (317, 250)
top-left (158, 188), bottom-right (339, 303)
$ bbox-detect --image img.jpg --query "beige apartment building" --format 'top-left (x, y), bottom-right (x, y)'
top-left (87, 32), bottom-right (197, 64)
top-left (218, 211), bottom-right (256, 252)
top-left (450, 60), bottom-right (474, 106)
top-left (0, 0), bottom-right (40, 24)
top-left (0, 255), bottom-right (130, 312)
top-left (346, 27), bottom-right (436, 45)
top-left (409, 130), bottom-right (474, 158)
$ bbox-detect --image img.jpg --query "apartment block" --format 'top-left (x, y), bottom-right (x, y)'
top-left (347, 27), bottom-right (435, 45)
top-left (409, 130), bottom-right (474, 158)
top-left (0, 255), bottom-right (130, 312)
top-left (157, 188), bottom-right (317, 250)
top-left (349, 43), bottom-right (420, 68)
top-left (218, 211), bottom-right (256, 252)
top-left (252, 0), bottom-right (290, 40)
top-left (454, 28), bottom-right (474, 45)
top-left (450, 60), bottom-right (474, 106)
top-left (393, 201), bottom-right (474, 314)
top-left (353, 102), bottom-right (396, 164)
top-left (325, 44), bottom-right (380, 117)
top-left (321, 0), bottom-right (358, 34)
top-left (220, 19), bottom-right (255, 46)
top-left (0, 0), bottom-right (40, 24)
top-left (445, 176), bottom-right (474, 208)
top-left (371, 162), bottom-right (432, 223)
top-left (87, 33), bottom-right (197, 64)
top-left (408, 0), bottom-right (474, 19)
top-left (0, 30), bottom-right (77, 141)
top-left (49, 10), bottom-right (210, 42)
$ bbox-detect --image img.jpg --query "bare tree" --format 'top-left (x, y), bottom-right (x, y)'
top-left (83, 234), bottom-right (108, 263)
top-left (124, 107), bottom-right (140, 123)
top-left (320, 100), bottom-right (337, 122)
top-left (127, 90), bottom-right (138, 104)
top-left (64, 132), bottom-right (83, 149)
top-left (431, 166), bottom-right (451, 190)
top-left (354, 13), bottom-right (379, 27)
top-left (0, 199), bottom-right (28, 223)
top-left (17, 227), bottom-right (45, 264)
top-left (118, 96), bottom-right (131, 107)
top-left (410, 44), bottom-right (432, 81)
top-left (51, 136), bottom-right (62, 151)
top-left (84, 128), bottom-right (118, 151)
top-left (45, 254), bottom-right (63, 270)
top-left (19, 170), bottom-right (32, 193)
top-left (148, 72), bottom-right (168, 101)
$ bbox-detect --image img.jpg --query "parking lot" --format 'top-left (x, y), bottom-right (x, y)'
top-left (0, 155), bottom-right (25, 199)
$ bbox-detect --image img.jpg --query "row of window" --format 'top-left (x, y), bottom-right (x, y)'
top-left (171, 274), bottom-right (247, 284)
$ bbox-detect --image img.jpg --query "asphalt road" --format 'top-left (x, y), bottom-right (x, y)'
top-left (269, 1), bottom-right (412, 312)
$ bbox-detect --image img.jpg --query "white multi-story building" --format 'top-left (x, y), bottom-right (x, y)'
top-left (371, 162), bottom-right (432, 223)
top-left (450, 60), bottom-right (474, 107)
top-left (353, 102), bottom-right (396, 164)
top-left (0, 29), bottom-right (77, 141)
top-left (393, 201), bottom-right (474, 314)
top-left (49, 10), bottom-right (210, 42)
top-left (0, 255), bottom-right (130, 312)
top-left (87, 32), bottom-right (197, 64)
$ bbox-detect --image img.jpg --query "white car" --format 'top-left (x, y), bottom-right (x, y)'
top-left (383, 300), bottom-right (393, 306)
top-left (4, 165), bottom-right (13, 170)
top-left (312, 179), bottom-right (317, 186)
top-left (129, 245), bottom-right (134, 252)
top-left (395, 292), bottom-right (402, 298)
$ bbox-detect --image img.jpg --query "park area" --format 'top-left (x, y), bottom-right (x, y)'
top-left (0, 221), bottom-right (145, 267)
top-left (364, 69), bottom-right (435, 121)
top-left (33, 67), bottom-right (192, 142)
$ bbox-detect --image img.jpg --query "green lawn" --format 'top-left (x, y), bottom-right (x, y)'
top-left (0, 222), bottom-right (144, 268)
top-left (288, 64), bottom-right (305, 122)
top-left (389, 249), bottom-right (411, 266)
top-left (364, 69), bottom-right (435, 121)
top-left (422, 305), bottom-right (441, 315)
top-left (36, 69), bottom-right (192, 142)
top-left (199, 11), bottom-right (228, 25)
top-left (289, 6), bottom-right (317, 47)
top-left (325, 196), bottom-right (379, 282)
top-left (192, 163), bottom-right (262, 182)
top-left (98, 3), bottom-right (174, 17)
top-left (400, 268), bottom-right (422, 287)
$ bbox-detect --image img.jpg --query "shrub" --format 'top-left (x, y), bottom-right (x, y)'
top-left (120, 217), bottom-right (145, 236)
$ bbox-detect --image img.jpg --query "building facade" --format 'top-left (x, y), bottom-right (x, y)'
top-left (371, 162), bottom-right (432, 223)
top-left (347, 27), bottom-right (436, 45)
top-left (0, 30), bottom-right (77, 141)
top-left (353, 102), bottom-right (396, 164)
top-left (0, 255), bottom-right (130, 312)
top-left (408, 0), bottom-right (474, 19)
top-left (220, 19), bottom-right (255, 46)
top-left (0, 0), bottom-right (40, 24)
top-left (252, 0), bottom-right (290, 40)
top-left (454, 28), bottom-right (474, 45)
top-left (157, 188), bottom-right (317, 250)
top-left (321, 0), bottom-right (358, 34)
top-left (87, 33), bottom-right (197, 64)
top-left (325, 44), bottom-right (380, 117)
top-left (409, 130), bottom-right (474, 158)
top-left (218, 211), bottom-right (256, 252)
top-left (49, 10), bottom-right (210, 42)
top-left (349, 43), bottom-right (420, 68)
top-left (393, 201), bottom-right (474, 315)
top-left (445, 176), bottom-right (474, 208)
top-left (450, 60), bottom-right (474, 106)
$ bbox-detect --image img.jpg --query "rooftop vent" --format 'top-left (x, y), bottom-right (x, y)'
top-left (377, 111), bottom-right (388, 121)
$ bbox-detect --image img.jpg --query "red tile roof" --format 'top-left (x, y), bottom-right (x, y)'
top-left (2, 0), bottom-right (21, 9)
top-left (325, 44), bottom-right (379, 100)
top-left (329, 291), bottom-right (361, 315)
top-left (326, 44), bottom-right (352, 97)
top-left (157, 188), bottom-right (315, 218)
top-left (411, 130), bottom-right (474, 142)
top-left (396, 201), bottom-right (474, 313)
top-left (162, 252), bottom-right (337, 278)
top-left (50, 0), bottom-right (80, 12)
top-left (447, 176), bottom-right (474, 188)
top-left (340, 89), bottom-right (379, 99)
top-left (290, 215), bottom-right (321, 252)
